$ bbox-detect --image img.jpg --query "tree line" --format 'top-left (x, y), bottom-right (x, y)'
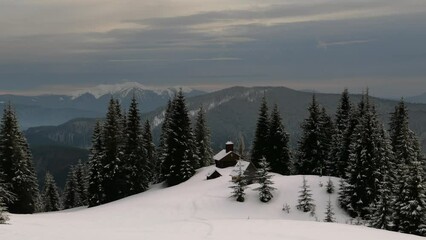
top-left (248, 89), bottom-right (426, 236)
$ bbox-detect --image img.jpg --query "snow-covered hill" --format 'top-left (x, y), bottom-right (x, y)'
top-left (1, 166), bottom-right (421, 240)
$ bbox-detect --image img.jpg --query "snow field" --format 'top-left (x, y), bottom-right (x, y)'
top-left (0, 166), bottom-right (423, 240)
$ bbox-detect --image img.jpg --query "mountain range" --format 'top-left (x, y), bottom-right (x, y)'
top-left (406, 92), bottom-right (426, 104)
top-left (0, 82), bottom-right (204, 129)
top-left (24, 85), bottom-right (426, 152)
top-left (15, 84), bottom-right (426, 188)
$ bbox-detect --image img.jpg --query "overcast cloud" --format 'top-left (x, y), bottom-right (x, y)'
top-left (0, 0), bottom-right (425, 97)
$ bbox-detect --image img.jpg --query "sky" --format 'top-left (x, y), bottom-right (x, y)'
top-left (0, 0), bottom-right (425, 97)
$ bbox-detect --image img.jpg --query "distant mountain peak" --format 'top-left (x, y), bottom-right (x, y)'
top-left (70, 82), bottom-right (199, 99)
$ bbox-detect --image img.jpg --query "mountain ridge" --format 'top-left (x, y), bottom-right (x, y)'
top-left (0, 82), bottom-right (205, 129)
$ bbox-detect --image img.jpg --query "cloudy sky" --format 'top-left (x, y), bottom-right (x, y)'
top-left (0, 0), bottom-right (425, 97)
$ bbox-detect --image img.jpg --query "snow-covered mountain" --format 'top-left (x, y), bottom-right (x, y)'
top-left (2, 166), bottom-right (421, 240)
top-left (70, 82), bottom-right (202, 100)
top-left (0, 82), bottom-right (205, 129)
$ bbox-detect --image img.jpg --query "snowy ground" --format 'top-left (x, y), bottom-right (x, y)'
top-left (0, 166), bottom-right (422, 240)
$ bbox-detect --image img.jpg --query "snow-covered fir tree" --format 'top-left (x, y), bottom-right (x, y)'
top-left (101, 98), bottom-right (127, 202)
top-left (324, 198), bottom-right (336, 222)
top-left (389, 101), bottom-right (426, 235)
top-left (297, 176), bottom-right (315, 212)
top-left (266, 104), bottom-right (291, 175)
top-left (158, 99), bottom-right (174, 182)
top-left (88, 121), bottom-right (105, 207)
top-left (193, 106), bottom-right (213, 168)
top-left (142, 120), bottom-right (157, 183)
top-left (254, 157), bottom-right (276, 203)
top-left (42, 172), bottom-right (61, 212)
top-left (342, 94), bottom-right (391, 218)
top-left (74, 160), bottom-right (88, 206)
top-left (393, 158), bottom-right (426, 236)
top-left (0, 172), bottom-right (15, 224)
top-left (319, 107), bottom-right (334, 175)
top-left (251, 96), bottom-right (270, 168)
top-left (387, 99), bottom-right (426, 236)
top-left (369, 176), bottom-right (394, 231)
top-left (230, 161), bottom-right (248, 202)
top-left (326, 178), bottom-right (335, 194)
top-left (327, 89), bottom-right (353, 177)
top-left (124, 96), bottom-right (149, 195)
top-left (164, 90), bottom-right (197, 186)
top-left (0, 103), bottom-right (39, 214)
top-left (63, 166), bottom-right (81, 209)
top-left (296, 95), bottom-right (332, 176)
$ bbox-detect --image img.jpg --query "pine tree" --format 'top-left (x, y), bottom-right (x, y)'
top-left (296, 95), bottom-right (332, 175)
top-left (254, 157), bottom-right (276, 202)
top-left (102, 98), bottom-right (126, 202)
top-left (327, 89), bottom-right (352, 177)
top-left (369, 176), bottom-right (394, 231)
top-left (389, 99), bottom-right (426, 235)
top-left (393, 158), bottom-right (426, 236)
top-left (124, 96), bottom-right (149, 195)
top-left (251, 96), bottom-right (270, 168)
top-left (87, 121), bottom-right (105, 207)
top-left (0, 103), bottom-right (39, 214)
top-left (230, 161), bottom-right (247, 202)
top-left (342, 95), bottom-right (390, 218)
top-left (42, 172), bottom-right (61, 212)
top-left (324, 198), bottom-right (336, 222)
top-left (319, 107), bottom-right (334, 175)
top-left (63, 166), bottom-right (80, 209)
top-left (297, 176), bottom-right (315, 212)
top-left (158, 99), bottom-right (174, 182)
top-left (142, 120), bottom-right (156, 183)
top-left (194, 106), bottom-right (213, 168)
top-left (165, 90), bottom-right (197, 186)
top-left (74, 160), bottom-right (88, 206)
top-left (266, 104), bottom-right (291, 175)
top-left (326, 178), bottom-right (335, 194)
top-left (0, 172), bottom-right (14, 224)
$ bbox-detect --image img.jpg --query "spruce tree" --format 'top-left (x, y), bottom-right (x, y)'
top-left (327, 89), bottom-right (352, 177)
top-left (319, 107), bottom-right (334, 175)
top-left (102, 98), bottom-right (126, 202)
top-left (193, 106), bottom-right (213, 168)
top-left (63, 166), bottom-right (80, 209)
top-left (297, 176), bottom-right (315, 212)
top-left (251, 96), bottom-right (270, 168)
top-left (230, 161), bottom-right (247, 202)
top-left (296, 95), bottom-right (332, 175)
top-left (88, 121), bottom-right (105, 207)
top-left (324, 198), bottom-right (336, 222)
top-left (0, 103), bottom-right (39, 214)
top-left (254, 157), bottom-right (276, 202)
top-left (266, 104), bottom-right (291, 175)
top-left (389, 99), bottom-right (426, 235)
top-left (42, 172), bottom-right (61, 212)
top-left (342, 95), bottom-right (390, 218)
top-left (0, 172), bottom-right (14, 224)
top-left (158, 99), bottom-right (174, 182)
top-left (124, 96), bottom-right (149, 195)
top-left (142, 120), bottom-right (156, 183)
top-left (393, 158), bottom-right (426, 236)
top-left (369, 176), bottom-right (394, 231)
top-left (326, 178), bottom-right (335, 194)
top-left (165, 90), bottom-right (196, 186)
top-left (74, 160), bottom-right (88, 206)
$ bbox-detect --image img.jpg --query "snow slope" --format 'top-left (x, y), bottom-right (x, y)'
top-left (1, 166), bottom-right (422, 240)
